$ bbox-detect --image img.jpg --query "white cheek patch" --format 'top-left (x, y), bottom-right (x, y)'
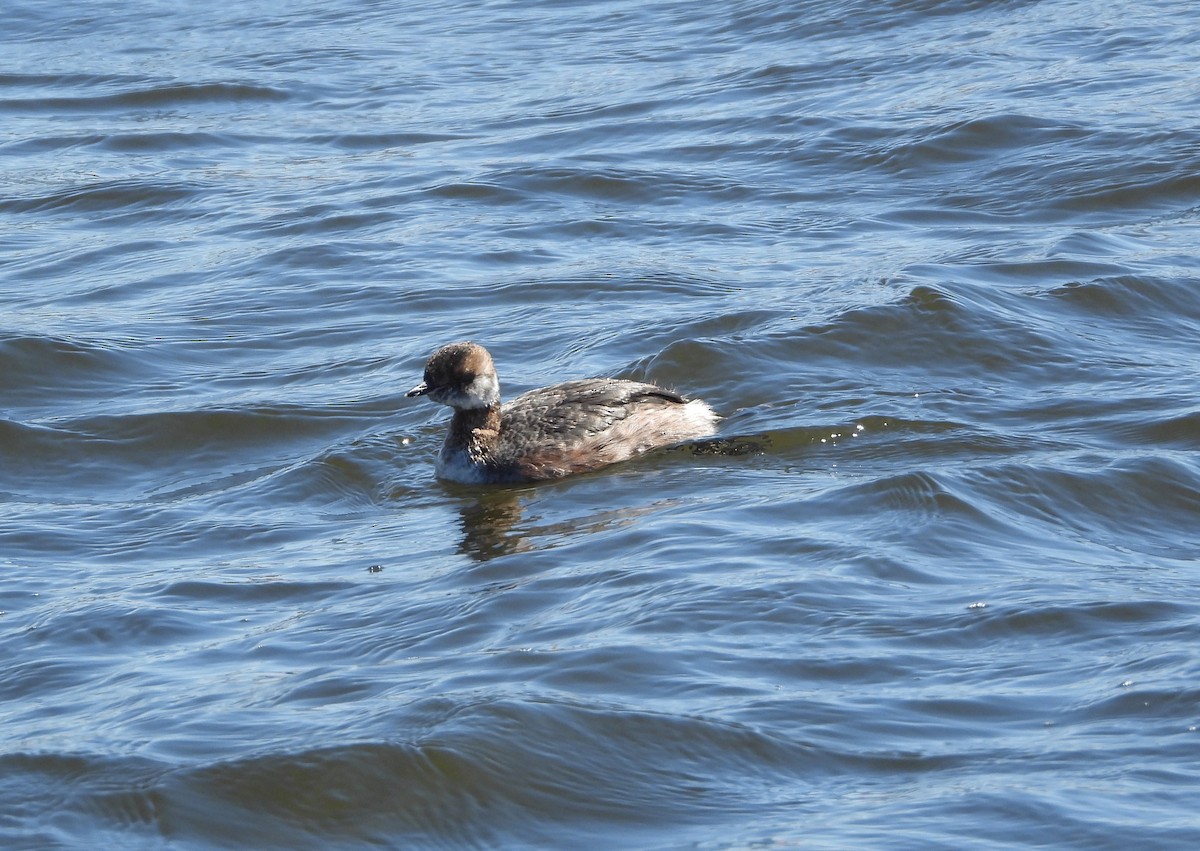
top-left (460, 374), bottom-right (500, 408)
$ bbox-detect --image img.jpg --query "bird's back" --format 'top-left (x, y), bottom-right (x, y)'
top-left (493, 378), bottom-right (717, 480)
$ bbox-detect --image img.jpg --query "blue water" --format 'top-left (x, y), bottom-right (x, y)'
top-left (3, 0), bottom-right (1200, 848)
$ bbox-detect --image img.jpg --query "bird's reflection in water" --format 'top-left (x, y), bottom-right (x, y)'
top-left (450, 432), bottom-right (774, 562)
top-left (454, 487), bottom-right (535, 561)
top-left (452, 486), bottom-right (679, 562)
top-left (441, 432), bottom-right (777, 556)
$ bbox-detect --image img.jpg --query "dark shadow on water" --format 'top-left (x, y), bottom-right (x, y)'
top-left (672, 432), bottom-right (775, 457)
top-left (668, 422), bottom-right (871, 460)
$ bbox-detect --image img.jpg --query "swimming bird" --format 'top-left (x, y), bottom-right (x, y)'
top-left (407, 341), bottom-right (718, 483)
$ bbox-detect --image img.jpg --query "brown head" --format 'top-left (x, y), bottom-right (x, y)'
top-left (407, 341), bottom-right (501, 410)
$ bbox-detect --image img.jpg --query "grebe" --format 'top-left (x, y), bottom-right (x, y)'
top-left (407, 342), bottom-right (718, 483)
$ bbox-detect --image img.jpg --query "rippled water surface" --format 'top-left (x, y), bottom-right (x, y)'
top-left (3, 0), bottom-right (1200, 848)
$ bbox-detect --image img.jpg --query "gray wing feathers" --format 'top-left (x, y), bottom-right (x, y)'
top-left (499, 379), bottom-right (686, 447)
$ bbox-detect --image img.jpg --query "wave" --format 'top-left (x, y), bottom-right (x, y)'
top-left (0, 82), bottom-right (290, 115)
top-left (0, 697), bottom-right (822, 848)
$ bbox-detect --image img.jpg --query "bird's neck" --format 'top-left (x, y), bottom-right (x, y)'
top-left (447, 404), bottom-right (502, 456)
